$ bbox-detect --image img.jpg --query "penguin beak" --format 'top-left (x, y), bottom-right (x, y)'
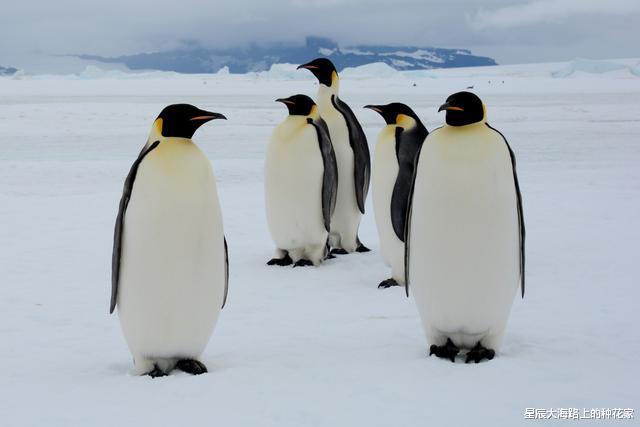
top-left (275, 98), bottom-right (295, 105)
top-left (364, 105), bottom-right (383, 114)
top-left (438, 102), bottom-right (464, 112)
top-left (190, 111), bottom-right (227, 122)
top-left (297, 63), bottom-right (318, 70)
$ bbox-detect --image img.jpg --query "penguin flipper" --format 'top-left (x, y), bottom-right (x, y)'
top-left (110, 140), bottom-right (160, 314)
top-left (391, 125), bottom-right (428, 241)
top-left (222, 236), bottom-right (229, 309)
top-left (309, 118), bottom-right (338, 233)
top-left (332, 95), bottom-right (370, 214)
top-left (403, 163), bottom-right (417, 298)
top-left (485, 124), bottom-right (526, 298)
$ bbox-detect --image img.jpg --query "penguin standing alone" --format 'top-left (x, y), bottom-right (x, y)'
top-left (111, 104), bottom-right (229, 377)
top-left (365, 103), bottom-right (427, 289)
top-left (265, 95), bottom-right (338, 267)
top-left (406, 92), bottom-right (525, 363)
top-left (298, 58), bottom-right (371, 255)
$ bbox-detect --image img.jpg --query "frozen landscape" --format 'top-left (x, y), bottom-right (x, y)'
top-left (1, 59), bottom-right (639, 426)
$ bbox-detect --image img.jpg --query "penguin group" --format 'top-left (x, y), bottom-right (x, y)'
top-left (110, 57), bottom-right (525, 376)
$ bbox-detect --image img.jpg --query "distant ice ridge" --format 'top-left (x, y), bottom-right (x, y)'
top-left (553, 58), bottom-right (640, 78)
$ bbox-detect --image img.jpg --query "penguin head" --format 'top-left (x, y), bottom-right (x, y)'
top-left (438, 92), bottom-right (485, 127)
top-left (154, 104), bottom-right (227, 139)
top-left (276, 94), bottom-right (318, 117)
top-left (365, 102), bottom-right (421, 128)
top-left (297, 58), bottom-right (338, 87)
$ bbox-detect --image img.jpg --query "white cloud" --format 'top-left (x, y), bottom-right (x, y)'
top-left (467, 0), bottom-right (640, 30)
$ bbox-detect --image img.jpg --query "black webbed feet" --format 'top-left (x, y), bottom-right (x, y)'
top-left (378, 278), bottom-right (400, 289)
top-left (176, 359), bottom-right (208, 375)
top-left (146, 364), bottom-right (169, 378)
top-left (465, 342), bottom-right (495, 364)
top-left (329, 248), bottom-right (349, 256)
top-left (293, 259), bottom-right (314, 267)
top-left (429, 338), bottom-right (460, 363)
top-left (267, 254), bottom-right (293, 266)
top-left (356, 244), bottom-right (371, 253)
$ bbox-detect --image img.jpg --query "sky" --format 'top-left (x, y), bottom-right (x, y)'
top-left (1, 0), bottom-right (639, 72)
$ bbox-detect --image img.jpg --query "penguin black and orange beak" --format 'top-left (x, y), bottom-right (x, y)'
top-left (438, 102), bottom-right (464, 112)
top-left (275, 98), bottom-right (295, 105)
top-left (364, 104), bottom-right (383, 114)
top-left (297, 62), bottom-right (318, 70)
top-left (189, 111), bottom-right (227, 122)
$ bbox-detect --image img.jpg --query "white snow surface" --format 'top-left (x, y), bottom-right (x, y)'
top-left (1, 59), bottom-right (639, 426)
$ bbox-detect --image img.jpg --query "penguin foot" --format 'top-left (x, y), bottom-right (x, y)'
top-left (267, 254), bottom-right (293, 266)
top-left (356, 244), bottom-right (371, 253)
top-left (429, 338), bottom-right (460, 362)
top-left (293, 259), bottom-right (314, 267)
top-left (176, 359), bottom-right (208, 375)
top-left (325, 253), bottom-right (336, 260)
top-left (329, 248), bottom-right (349, 256)
top-left (146, 365), bottom-right (169, 378)
top-left (378, 278), bottom-right (400, 289)
top-left (465, 342), bottom-right (495, 364)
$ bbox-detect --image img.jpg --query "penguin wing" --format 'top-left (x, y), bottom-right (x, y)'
top-left (222, 236), bottom-right (229, 309)
top-left (391, 126), bottom-right (428, 241)
top-left (486, 124), bottom-right (526, 298)
top-left (309, 118), bottom-right (338, 232)
top-left (332, 95), bottom-right (370, 214)
top-left (403, 156), bottom-right (418, 298)
top-left (110, 140), bottom-right (160, 314)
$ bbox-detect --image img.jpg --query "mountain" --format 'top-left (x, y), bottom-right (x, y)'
top-left (0, 65), bottom-right (18, 76)
top-left (77, 36), bottom-right (496, 74)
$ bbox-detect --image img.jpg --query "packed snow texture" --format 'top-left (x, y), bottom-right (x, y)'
top-left (1, 59), bottom-right (639, 426)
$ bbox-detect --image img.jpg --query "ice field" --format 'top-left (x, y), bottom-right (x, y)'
top-left (1, 59), bottom-right (639, 426)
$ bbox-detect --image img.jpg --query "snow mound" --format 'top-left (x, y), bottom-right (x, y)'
top-left (77, 65), bottom-right (179, 80)
top-left (340, 62), bottom-right (399, 79)
top-left (260, 63), bottom-right (312, 80)
top-left (552, 58), bottom-right (636, 78)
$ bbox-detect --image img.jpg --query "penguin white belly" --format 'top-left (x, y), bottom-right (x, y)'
top-left (118, 140), bottom-right (225, 369)
top-left (320, 107), bottom-right (361, 251)
top-left (265, 121), bottom-right (326, 261)
top-left (372, 127), bottom-right (404, 283)
top-left (409, 125), bottom-right (519, 349)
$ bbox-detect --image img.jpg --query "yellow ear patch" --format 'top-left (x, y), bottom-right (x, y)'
top-left (154, 118), bottom-right (163, 133)
top-left (396, 114), bottom-right (416, 129)
top-left (331, 70), bottom-right (338, 84)
top-left (482, 103), bottom-right (487, 120)
top-left (309, 104), bottom-right (319, 118)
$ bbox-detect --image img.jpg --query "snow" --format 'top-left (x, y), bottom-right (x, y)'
top-left (552, 58), bottom-right (637, 78)
top-left (1, 58), bottom-right (639, 426)
top-left (318, 47), bottom-right (337, 56)
top-left (381, 49), bottom-right (445, 63)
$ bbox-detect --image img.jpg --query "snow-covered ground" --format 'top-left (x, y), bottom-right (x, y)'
top-left (1, 59), bottom-right (639, 426)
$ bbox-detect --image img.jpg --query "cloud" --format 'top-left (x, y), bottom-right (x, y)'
top-left (467, 0), bottom-right (640, 30)
top-left (0, 0), bottom-right (638, 71)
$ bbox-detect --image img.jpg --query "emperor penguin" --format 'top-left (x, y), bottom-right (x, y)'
top-left (364, 103), bottom-right (428, 289)
top-left (265, 94), bottom-right (338, 267)
top-left (405, 92), bottom-right (525, 363)
top-left (298, 58), bottom-right (371, 255)
top-left (111, 104), bottom-right (229, 377)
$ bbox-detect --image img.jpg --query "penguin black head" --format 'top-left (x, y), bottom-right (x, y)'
top-left (364, 102), bottom-right (422, 127)
top-left (156, 104), bottom-right (227, 139)
top-left (297, 58), bottom-right (337, 87)
top-left (276, 94), bottom-right (317, 116)
top-left (438, 92), bottom-right (485, 127)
